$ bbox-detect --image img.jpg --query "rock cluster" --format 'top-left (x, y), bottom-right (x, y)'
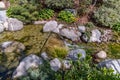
top-left (43, 21), bottom-right (113, 43)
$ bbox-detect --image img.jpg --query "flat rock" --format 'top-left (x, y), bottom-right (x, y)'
top-left (60, 28), bottom-right (81, 41)
top-left (12, 54), bottom-right (43, 78)
top-left (98, 59), bottom-right (120, 74)
top-left (0, 41), bottom-right (25, 53)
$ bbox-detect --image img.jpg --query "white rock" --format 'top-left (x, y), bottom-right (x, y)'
top-left (0, 10), bottom-right (7, 21)
top-left (3, 21), bottom-right (9, 30)
top-left (0, 23), bottom-right (4, 33)
top-left (78, 26), bottom-right (86, 33)
top-left (12, 54), bottom-right (42, 78)
top-left (0, 1), bottom-right (5, 9)
top-left (62, 60), bottom-right (71, 69)
top-left (58, 24), bottom-right (64, 29)
top-left (96, 51), bottom-right (107, 59)
top-left (50, 58), bottom-right (61, 71)
top-left (7, 18), bottom-right (23, 31)
top-left (41, 52), bottom-right (49, 60)
top-left (90, 29), bottom-right (101, 42)
top-left (43, 21), bottom-right (59, 33)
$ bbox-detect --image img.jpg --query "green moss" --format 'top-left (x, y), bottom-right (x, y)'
top-left (108, 43), bottom-right (120, 58)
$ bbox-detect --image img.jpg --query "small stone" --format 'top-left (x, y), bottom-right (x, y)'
top-left (65, 9), bottom-right (77, 16)
top-left (34, 21), bottom-right (47, 24)
top-left (62, 60), bottom-right (71, 69)
top-left (58, 24), bottom-right (64, 29)
top-left (41, 52), bottom-right (49, 60)
top-left (96, 51), bottom-right (107, 59)
top-left (78, 26), bottom-right (86, 33)
top-left (80, 33), bottom-right (89, 43)
top-left (50, 58), bottom-right (61, 71)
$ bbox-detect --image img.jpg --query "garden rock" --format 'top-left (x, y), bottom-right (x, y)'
top-left (50, 58), bottom-right (61, 71)
top-left (96, 51), bottom-right (107, 59)
top-left (7, 18), bottom-right (23, 31)
top-left (78, 26), bottom-right (86, 33)
top-left (0, 1), bottom-right (6, 9)
top-left (67, 49), bottom-right (86, 60)
top-left (60, 28), bottom-right (81, 41)
top-left (80, 33), bottom-right (89, 43)
top-left (98, 59), bottom-right (120, 74)
top-left (0, 23), bottom-right (4, 33)
top-left (43, 21), bottom-right (59, 33)
top-left (65, 9), bottom-right (77, 16)
top-left (41, 52), bottom-right (49, 60)
top-left (0, 10), bottom-right (7, 21)
top-left (0, 41), bottom-right (25, 53)
top-left (90, 29), bottom-right (101, 42)
top-left (62, 60), bottom-right (71, 69)
top-left (12, 54), bottom-right (43, 78)
top-left (100, 30), bottom-right (112, 42)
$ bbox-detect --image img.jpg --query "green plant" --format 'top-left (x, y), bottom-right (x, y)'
top-left (93, 0), bottom-right (120, 28)
top-left (77, 0), bottom-right (91, 16)
top-left (113, 23), bottom-right (120, 32)
top-left (85, 22), bottom-right (95, 28)
top-left (39, 9), bottom-right (54, 20)
top-left (44, 0), bottom-right (74, 10)
top-left (58, 10), bottom-right (76, 23)
top-left (7, 1), bottom-right (41, 24)
top-left (47, 46), bottom-right (68, 59)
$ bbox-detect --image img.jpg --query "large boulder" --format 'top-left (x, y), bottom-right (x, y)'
top-left (90, 29), bottom-right (101, 42)
top-left (12, 54), bottom-right (43, 78)
top-left (6, 18), bottom-right (23, 31)
top-left (50, 58), bottom-right (61, 71)
top-left (0, 41), bottom-right (25, 53)
top-left (43, 21), bottom-right (59, 33)
top-left (60, 28), bottom-right (81, 41)
top-left (67, 49), bottom-right (86, 60)
top-left (0, 23), bottom-right (4, 33)
top-left (98, 59), bottom-right (120, 74)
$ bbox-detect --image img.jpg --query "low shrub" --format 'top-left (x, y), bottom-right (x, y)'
top-left (58, 10), bottom-right (76, 23)
top-left (77, 0), bottom-right (91, 16)
top-left (39, 9), bottom-right (54, 20)
top-left (7, 0), bottom-right (42, 24)
top-left (44, 0), bottom-right (74, 10)
top-left (93, 0), bottom-right (120, 28)
top-left (113, 23), bottom-right (120, 32)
